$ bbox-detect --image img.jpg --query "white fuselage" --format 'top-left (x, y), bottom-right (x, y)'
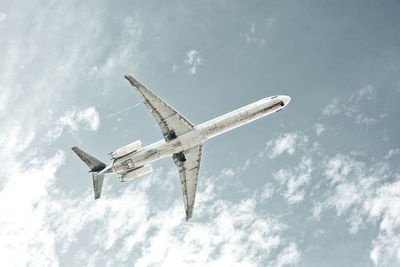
top-left (111, 95), bottom-right (291, 175)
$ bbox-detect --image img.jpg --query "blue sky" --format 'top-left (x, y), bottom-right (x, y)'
top-left (1, 1), bottom-right (400, 266)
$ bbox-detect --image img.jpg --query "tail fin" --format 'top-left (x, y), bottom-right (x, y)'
top-left (71, 146), bottom-right (106, 199)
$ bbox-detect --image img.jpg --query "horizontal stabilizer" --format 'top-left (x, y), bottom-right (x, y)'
top-left (71, 146), bottom-right (106, 172)
top-left (92, 172), bottom-right (104, 199)
top-left (71, 146), bottom-right (106, 199)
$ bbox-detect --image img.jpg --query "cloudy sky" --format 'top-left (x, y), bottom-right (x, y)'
top-left (1, 1), bottom-right (400, 266)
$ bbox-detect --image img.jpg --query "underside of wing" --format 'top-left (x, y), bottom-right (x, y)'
top-left (173, 144), bottom-right (203, 221)
top-left (125, 75), bottom-right (194, 141)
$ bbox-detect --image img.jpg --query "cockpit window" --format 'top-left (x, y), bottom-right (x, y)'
top-left (271, 96), bottom-right (278, 99)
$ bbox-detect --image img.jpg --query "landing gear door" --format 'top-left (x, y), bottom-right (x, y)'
top-left (126, 159), bottom-right (134, 169)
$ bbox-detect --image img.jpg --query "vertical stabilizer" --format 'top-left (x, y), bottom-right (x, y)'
top-left (71, 146), bottom-right (106, 199)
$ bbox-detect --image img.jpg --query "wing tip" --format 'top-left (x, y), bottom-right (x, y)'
top-left (185, 210), bottom-right (193, 222)
top-left (124, 74), bottom-right (141, 88)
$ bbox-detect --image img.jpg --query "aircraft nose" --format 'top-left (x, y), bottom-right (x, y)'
top-left (281, 95), bottom-right (291, 106)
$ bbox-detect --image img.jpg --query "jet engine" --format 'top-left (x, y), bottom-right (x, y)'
top-left (111, 140), bottom-right (142, 159)
top-left (121, 164), bottom-right (153, 182)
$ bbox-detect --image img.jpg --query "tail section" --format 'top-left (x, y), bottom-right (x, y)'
top-left (71, 146), bottom-right (106, 199)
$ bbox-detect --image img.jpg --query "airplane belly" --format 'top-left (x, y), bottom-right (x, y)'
top-left (113, 139), bottom-right (183, 173)
top-left (203, 99), bottom-right (284, 139)
top-left (121, 164), bottom-right (153, 181)
top-left (178, 130), bottom-right (204, 151)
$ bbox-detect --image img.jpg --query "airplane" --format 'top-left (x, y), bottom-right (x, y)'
top-left (72, 75), bottom-right (291, 221)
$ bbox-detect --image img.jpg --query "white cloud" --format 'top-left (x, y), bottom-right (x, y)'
top-left (0, 151), bottom-right (65, 267)
top-left (184, 50), bottom-right (202, 74)
top-left (322, 98), bottom-right (340, 116)
top-left (242, 159), bottom-right (250, 171)
top-left (271, 242), bottom-right (301, 267)
top-left (261, 183), bottom-right (274, 200)
top-left (323, 154), bottom-right (360, 186)
top-left (0, 2), bottom-right (299, 267)
top-left (355, 114), bottom-right (377, 126)
top-left (267, 17), bottom-right (276, 28)
top-left (0, 0), bottom-right (112, 172)
top-left (314, 123), bottom-right (325, 136)
top-left (3, 165), bottom-right (299, 267)
top-left (268, 133), bottom-right (297, 157)
top-left (221, 168), bottom-right (235, 177)
top-left (1, 96), bottom-right (298, 267)
top-left (130, 194), bottom-right (298, 267)
top-left (385, 148), bottom-right (400, 159)
top-left (314, 153), bottom-right (400, 265)
top-left (370, 232), bottom-right (400, 266)
top-left (0, 0), bottom-right (138, 156)
top-left (358, 84), bottom-right (375, 100)
top-left (124, 16), bottom-right (142, 38)
top-left (329, 182), bottom-right (361, 216)
top-left (250, 23), bottom-right (256, 33)
top-left (76, 107), bottom-right (100, 131)
top-left (322, 85), bottom-right (380, 125)
top-left (264, 132), bottom-right (307, 158)
top-left (0, 2), bottom-right (143, 265)
top-left (379, 113), bottom-right (388, 119)
top-left (172, 64), bottom-right (178, 72)
top-left (45, 107), bottom-right (100, 142)
top-left (0, 12), bottom-right (6, 22)
top-left (240, 23), bottom-right (266, 46)
top-left (88, 16), bottom-right (142, 81)
top-left (273, 157), bottom-right (312, 204)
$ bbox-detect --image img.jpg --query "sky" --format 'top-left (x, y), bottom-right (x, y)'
top-left (0, 0), bottom-right (400, 266)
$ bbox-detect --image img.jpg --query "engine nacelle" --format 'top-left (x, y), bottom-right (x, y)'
top-left (111, 140), bottom-right (142, 159)
top-left (121, 164), bottom-right (153, 182)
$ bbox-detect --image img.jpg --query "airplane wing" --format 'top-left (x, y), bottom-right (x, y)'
top-left (125, 75), bottom-right (202, 221)
top-left (173, 144), bottom-right (203, 221)
top-left (125, 75), bottom-right (194, 141)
